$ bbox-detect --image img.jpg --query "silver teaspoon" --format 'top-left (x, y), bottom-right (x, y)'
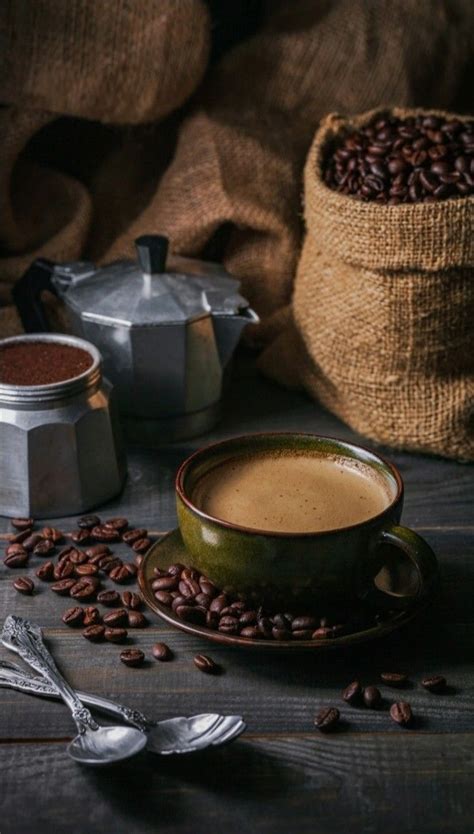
top-left (1, 616), bottom-right (147, 766)
top-left (0, 659), bottom-right (246, 755)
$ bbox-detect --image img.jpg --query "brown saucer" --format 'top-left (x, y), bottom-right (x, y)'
top-left (138, 529), bottom-right (431, 652)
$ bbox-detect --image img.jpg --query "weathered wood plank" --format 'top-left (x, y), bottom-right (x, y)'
top-left (1, 734), bottom-right (473, 834)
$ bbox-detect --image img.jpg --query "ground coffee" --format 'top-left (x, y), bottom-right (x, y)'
top-left (0, 341), bottom-right (93, 385)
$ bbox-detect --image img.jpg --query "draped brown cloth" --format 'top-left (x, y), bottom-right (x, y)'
top-left (1, 0), bottom-right (473, 456)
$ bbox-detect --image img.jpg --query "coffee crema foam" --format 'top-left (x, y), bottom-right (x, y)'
top-left (191, 452), bottom-right (393, 533)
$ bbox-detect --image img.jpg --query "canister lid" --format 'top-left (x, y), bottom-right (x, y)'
top-left (54, 236), bottom-right (250, 327)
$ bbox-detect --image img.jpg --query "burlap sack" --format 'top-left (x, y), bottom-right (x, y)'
top-left (292, 108), bottom-right (474, 461)
top-left (0, 0), bottom-right (210, 124)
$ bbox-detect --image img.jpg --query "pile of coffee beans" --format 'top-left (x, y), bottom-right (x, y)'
top-left (3, 515), bottom-right (217, 673)
top-left (2, 514), bottom-right (161, 665)
top-left (323, 113), bottom-right (474, 204)
top-left (315, 671), bottom-right (450, 732)
top-left (152, 560), bottom-right (383, 641)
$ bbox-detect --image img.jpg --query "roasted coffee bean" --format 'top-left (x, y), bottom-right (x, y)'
top-left (380, 672), bottom-right (409, 688)
top-left (292, 629), bottom-right (314, 640)
top-left (22, 534), bottom-right (43, 552)
top-left (9, 528), bottom-right (33, 544)
top-left (103, 608), bottom-right (128, 627)
top-left (62, 606), bottom-right (84, 627)
top-left (122, 528), bottom-right (147, 545)
top-left (132, 537), bottom-right (151, 554)
top-left (152, 575), bottom-right (179, 591)
top-left (122, 591), bottom-right (142, 610)
top-left (421, 675), bottom-right (447, 693)
top-left (13, 575), bottom-right (34, 595)
top-left (120, 648), bottom-right (145, 668)
top-left (104, 627), bottom-right (128, 643)
top-left (70, 580), bottom-right (98, 600)
top-left (83, 606), bottom-right (101, 626)
top-left (51, 578), bottom-right (76, 595)
top-left (77, 514), bottom-right (100, 529)
top-left (342, 680), bottom-right (362, 704)
top-left (36, 560), bottom-right (55, 581)
top-left (5, 542), bottom-right (27, 557)
top-left (168, 562), bottom-right (186, 577)
top-left (152, 642), bottom-right (173, 661)
top-left (11, 517), bottom-right (34, 530)
top-left (291, 616), bottom-right (317, 631)
top-left (194, 654), bottom-right (218, 674)
top-left (363, 686), bottom-right (382, 709)
top-left (70, 529), bottom-right (91, 544)
top-left (315, 707), bottom-right (340, 732)
top-left (100, 557), bottom-right (123, 574)
top-left (210, 594), bottom-right (228, 614)
top-left (272, 627), bottom-right (292, 640)
top-left (40, 526), bottom-right (63, 543)
top-left (194, 592), bottom-right (212, 608)
top-left (104, 517), bottom-right (128, 532)
top-left (85, 544), bottom-right (111, 559)
top-left (90, 525), bottom-right (121, 542)
top-left (58, 545), bottom-right (81, 562)
top-left (97, 589), bottom-right (120, 606)
top-left (240, 626), bottom-right (259, 639)
top-left (127, 611), bottom-right (148, 629)
top-left (33, 539), bottom-right (55, 556)
top-left (218, 615), bottom-right (239, 634)
top-left (390, 701), bottom-right (413, 727)
top-left (68, 549), bottom-right (88, 565)
top-left (154, 590), bottom-right (173, 606)
top-left (4, 551), bottom-right (29, 569)
top-left (53, 560), bottom-right (74, 580)
top-left (199, 579), bottom-right (217, 598)
top-left (83, 624), bottom-right (105, 643)
top-left (176, 605), bottom-right (206, 625)
top-left (171, 595), bottom-right (188, 612)
top-left (240, 610), bottom-right (258, 626)
top-left (109, 563), bottom-right (137, 584)
top-left (74, 563), bottom-right (99, 578)
top-left (179, 577), bottom-right (201, 598)
top-left (181, 567), bottom-right (200, 581)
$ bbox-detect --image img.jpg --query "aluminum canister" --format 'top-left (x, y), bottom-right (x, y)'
top-left (0, 334), bottom-right (126, 518)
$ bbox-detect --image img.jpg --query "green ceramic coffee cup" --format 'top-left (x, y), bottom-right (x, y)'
top-left (176, 433), bottom-right (438, 607)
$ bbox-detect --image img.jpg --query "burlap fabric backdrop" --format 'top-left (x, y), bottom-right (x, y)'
top-left (289, 109), bottom-right (473, 461)
top-left (1, 0), bottom-right (473, 456)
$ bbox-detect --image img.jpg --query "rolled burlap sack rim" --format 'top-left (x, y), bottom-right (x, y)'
top-left (305, 107), bottom-right (474, 272)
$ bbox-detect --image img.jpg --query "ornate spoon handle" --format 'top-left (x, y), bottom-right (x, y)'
top-left (1, 616), bottom-right (98, 734)
top-left (0, 664), bottom-right (150, 732)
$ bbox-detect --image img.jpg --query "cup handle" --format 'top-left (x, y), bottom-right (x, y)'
top-left (364, 525), bottom-right (438, 609)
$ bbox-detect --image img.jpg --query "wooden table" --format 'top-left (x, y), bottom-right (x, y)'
top-left (1, 354), bottom-right (473, 834)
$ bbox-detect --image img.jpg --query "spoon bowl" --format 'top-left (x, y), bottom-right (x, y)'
top-left (68, 725), bottom-right (147, 766)
top-left (147, 713), bottom-right (246, 755)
